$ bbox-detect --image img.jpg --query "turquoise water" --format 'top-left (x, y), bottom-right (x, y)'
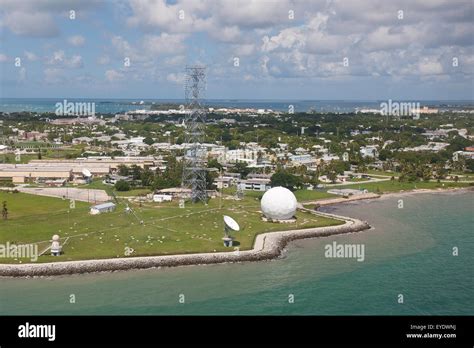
top-left (1, 98), bottom-right (472, 114)
top-left (0, 192), bottom-right (472, 315)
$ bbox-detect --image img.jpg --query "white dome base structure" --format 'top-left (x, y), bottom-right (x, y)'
top-left (260, 186), bottom-right (297, 221)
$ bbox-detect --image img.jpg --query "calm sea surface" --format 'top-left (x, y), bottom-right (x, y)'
top-left (1, 98), bottom-right (472, 114)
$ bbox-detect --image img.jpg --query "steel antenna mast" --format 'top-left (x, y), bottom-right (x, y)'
top-left (181, 66), bottom-right (208, 203)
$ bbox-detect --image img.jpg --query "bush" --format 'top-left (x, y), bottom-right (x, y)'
top-left (115, 180), bottom-right (130, 192)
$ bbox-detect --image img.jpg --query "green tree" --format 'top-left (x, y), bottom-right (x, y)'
top-left (130, 165), bottom-right (142, 180)
top-left (206, 170), bottom-right (218, 190)
top-left (115, 180), bottom-right (130, 192)
top-left (208, 158), bottom-right (222, 170)
top-left (231, 162), bottom-right (252, 179)
top-left (143, 137), bottom-right (154, 146)
top-left (270, 171), bottom-right (302, 191)
top-left (117, 165), bottom-right (129, 176)
top-left (2, 201), bottom-right (8, 220)
top-left (466, 159), bottom-right (474, 172)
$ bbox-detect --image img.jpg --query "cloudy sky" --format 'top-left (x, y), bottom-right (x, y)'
top-left (0, 0), bottom-right (473, 100)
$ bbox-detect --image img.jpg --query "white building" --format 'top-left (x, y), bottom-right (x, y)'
top-left (153, 194), bottom-right (173, 203)
top-left (237, 178), bottom-right (271, 191)
top-left (289, 154), bottom-right (316, 167)
top-left (90, 202), bottom-right (116, 215)
top-left (360, 146), bottom-right (379, 158)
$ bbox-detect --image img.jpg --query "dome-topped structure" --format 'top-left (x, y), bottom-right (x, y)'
top-left (260, 186), bottom-right (297, 221)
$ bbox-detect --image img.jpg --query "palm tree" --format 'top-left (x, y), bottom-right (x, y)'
top-left (2, 201), bottom-right (7, 220)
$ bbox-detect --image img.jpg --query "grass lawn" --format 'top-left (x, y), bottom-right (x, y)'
top-left (337, 180), bottom-right (472, 193)
top-left (77, 179), bottom-right (151, 197)
top-left (0, 154), bottom-right (39, 164)
top-left (0, 191), bottom-right (343, 264)
top-left (222, 187), bottom-right (337, 202)
top-left (293, 190), bottom-right (337, 201)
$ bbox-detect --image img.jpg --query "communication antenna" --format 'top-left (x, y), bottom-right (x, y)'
top-left (235, 185), bottom-right (244, 200)
top-left (181, 65), bottom-right (208, 203)
top-left (223, 215), bottom-right (240, 247)
top-left (82, 168), bottom-right (92, 178)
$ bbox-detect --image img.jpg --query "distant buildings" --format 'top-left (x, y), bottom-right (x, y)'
top-left (360, 146), bottom-right (379, 158)
top-left (0, 156), bottom-right (162, 185)
top-left (237, 174), bottom-right (272, 191)
top-left (402, 142), bottom-right (449, 152)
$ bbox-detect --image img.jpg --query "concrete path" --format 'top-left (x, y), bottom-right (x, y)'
top-left (12, 187), bottom-right (111, 203)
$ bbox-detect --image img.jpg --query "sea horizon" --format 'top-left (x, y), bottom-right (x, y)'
top-left (1, 97), bottom-right (472, 114)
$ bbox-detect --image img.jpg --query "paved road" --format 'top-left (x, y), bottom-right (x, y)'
top-left (13, 187), bottom-right (110, 203)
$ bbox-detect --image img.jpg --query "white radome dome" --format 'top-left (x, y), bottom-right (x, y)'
top-left (261, 186), bottom-right (297, 220)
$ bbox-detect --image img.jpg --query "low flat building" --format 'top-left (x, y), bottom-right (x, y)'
top-left (90, 202), bottom-right (116, 215)
top-left (153, 194), bottom-right (173, 202)
top-left (237, 178), bottom-right (271, 191)
top-left (0, 167), bottom-right (73, 184)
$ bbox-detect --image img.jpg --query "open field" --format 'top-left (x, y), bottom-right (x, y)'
top-left (0, 154), bottom-right (38, 164)
top-left (336, 180), bottom-right (473, 193)
top-left (0, 147), bottom-right (82, 164)
top-left (77, 179), bottom-right (151, 197)
top-left (293, 189), bottom-right (338, 201)
top-left (0, 191), bottom-right (343, 264)
top-left (222, 187), bottom-right (337, 202)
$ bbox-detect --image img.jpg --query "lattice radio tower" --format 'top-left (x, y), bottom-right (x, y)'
top-left (181, 66), bottom-right (208, 203)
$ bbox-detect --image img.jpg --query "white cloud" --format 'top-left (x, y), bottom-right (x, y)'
top-left (105, 69), bottom-right (125, 81)
top-left (49, 50), bottom-right (65, 65)
top-left (164, 55), bottom-right (186, 66)
top-left (0, 0), bottom-right (102, 38)
top-left (0, 53), bottom-right (8, 62)
top-left (43, 68), bottom-right (63, 84)
top-left (127, 0), bottom-right (211, 33)
top-left (232, 44), bottom-right (255, 56)
top-left (68, 55), bottom-right (83, 68)
top-left (3, 11), bottom-right (58, 37)
top-left (418, 59), bottom-right (444, 75)
top-left (97, 55), bottom-right (111, 65)
top-left (209, 25), bottom-right (242, 43)
top-left (166, 72), bottom-right (185, 84)
top-left (142, 33), bottom-right (186, 55)
top-left (68, 35), bottom-right (85, 47)
top-left (18, 67), bottom-right (26, 81)
top-left (47, 50), bottom-right (83, 68)
top-left (24, 51), bottom-right (38, 61)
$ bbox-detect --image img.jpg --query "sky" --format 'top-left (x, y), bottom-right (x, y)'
top-left (0, 0), bottom-right (473, 100)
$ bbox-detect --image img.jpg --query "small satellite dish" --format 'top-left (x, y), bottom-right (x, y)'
top-left (224, 215), bottom-right (240, 232)
top-left (223, 215), bottom-right (239, 247)
top-left (82, 168), bottom-right (92, 177)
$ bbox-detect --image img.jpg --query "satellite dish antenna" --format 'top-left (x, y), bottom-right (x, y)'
top-left (82, 168), bottom-right (92, 177)
top-left (223, 215), bottom-right (239, 248)
top-left (224, 215), bottom-right (240, 233)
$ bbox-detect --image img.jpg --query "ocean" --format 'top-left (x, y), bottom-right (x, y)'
top-left (0, 98), bottom-right (472, 114)
top-left (0, 191), bottom-right (472, 315)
